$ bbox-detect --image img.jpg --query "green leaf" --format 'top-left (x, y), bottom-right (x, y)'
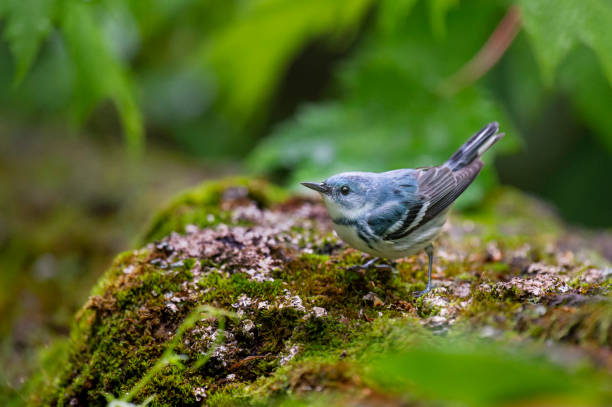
top-left (518, 0), bottom-right (612, 86)
top-left (59, 1), bottom-right (143, 150)
top-left (2, 0), bottom-right (56, 84)
top-left (376, 0), bottom-right (419, 34)
top-left (429, 0), bottom-right (460, 38)
top-left (202, 0), bottom-right (373, 122)
top-left (560, 47), bottom-right (612, 152)
top-left (370, 341), bottom-right (601, 406)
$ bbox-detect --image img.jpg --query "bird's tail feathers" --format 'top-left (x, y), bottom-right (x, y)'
top-left (445, 122), bottom-right (504, 171)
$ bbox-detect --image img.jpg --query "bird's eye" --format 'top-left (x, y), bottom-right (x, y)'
top-left (340, 185), bottom-right (350, 195)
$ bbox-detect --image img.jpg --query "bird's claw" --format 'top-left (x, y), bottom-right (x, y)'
top-left (347, 257), bottom-right (394, 273)
top-left (412, 286), bottom-right (431, 298)
top-left (347, 264), bottom-right (366, 273)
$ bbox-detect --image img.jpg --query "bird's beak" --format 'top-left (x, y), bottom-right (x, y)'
top-left (301, 182), bottom-right (331, 194)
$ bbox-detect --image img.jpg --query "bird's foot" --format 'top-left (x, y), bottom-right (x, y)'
top-left (347, 257), bottom-right (394, 273)
top-left (412, 285), bottom-right (432, 298)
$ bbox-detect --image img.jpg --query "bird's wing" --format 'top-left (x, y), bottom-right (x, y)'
top-left (366, 200), bottom-right (415, 237)
top-left (381, 160), bottom-right (483, 240)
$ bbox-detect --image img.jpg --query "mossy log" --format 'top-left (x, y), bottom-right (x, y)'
top-left (30, 178), bottom-right (612, 406)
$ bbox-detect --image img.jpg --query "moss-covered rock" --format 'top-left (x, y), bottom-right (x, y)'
top-left (29, 179), bottom-right (612, 406)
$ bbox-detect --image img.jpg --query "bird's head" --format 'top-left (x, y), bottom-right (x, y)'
top-left (302, 172), bottom-right (374, 219)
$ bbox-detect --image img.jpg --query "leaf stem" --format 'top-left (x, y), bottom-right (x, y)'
top-left (438, 5), bottom-right (522, 96)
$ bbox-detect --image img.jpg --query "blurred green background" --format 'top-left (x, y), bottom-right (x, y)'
top-left (1, 0), bottom-right (611, 404)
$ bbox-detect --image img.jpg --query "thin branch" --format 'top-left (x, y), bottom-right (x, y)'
top-left (438, 6), bottom-right (522, 97)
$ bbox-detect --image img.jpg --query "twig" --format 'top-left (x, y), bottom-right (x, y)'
top-left (438, 6), bottom-right (522, 97)
top-left (229, 354), bottom-right (272, 371)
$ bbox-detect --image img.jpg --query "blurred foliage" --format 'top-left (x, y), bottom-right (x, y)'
top-left (266, 331), bottom-right (612, 406)
top-left (0, 129), bottom-right (222, 402)
top-left (202, 0), bottom-right (372, 121)
top-left (249, 1), bottom-right (517, 206)
top-left (0, 0), bottom-right (143, 148)
top-left (0, 0), bottom-right (373, 153)
top-left (516, 0), bottom-right (612, 157)
top-left (369, 340), bottom-right (608, 406)
top-left (0, 0), bottom-right (611, 217)
top-left (518, 0), bottom-right (612, 86)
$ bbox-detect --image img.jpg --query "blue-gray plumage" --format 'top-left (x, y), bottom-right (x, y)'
top-left (302, 122), bottom-right (504, 296)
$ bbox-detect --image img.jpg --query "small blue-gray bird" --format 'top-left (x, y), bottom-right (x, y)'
top-left (302, 122), bottom-right (504, 296)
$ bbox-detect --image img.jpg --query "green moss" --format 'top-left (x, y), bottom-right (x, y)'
top-left (533, 302), bottom-right (612, 347)
top-left (140, 177), bottom-right (288, 244)
top-left (466, 188), bottom-right (563, 240)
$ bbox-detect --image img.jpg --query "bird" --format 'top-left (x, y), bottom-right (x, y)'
top-left (301, 122), bottom-right (504, 296)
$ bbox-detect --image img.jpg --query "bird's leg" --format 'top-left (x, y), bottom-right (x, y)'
top-left (413, 244), bottom-right (434, 297)
top-left (347, 257), bottom-right (394, 273)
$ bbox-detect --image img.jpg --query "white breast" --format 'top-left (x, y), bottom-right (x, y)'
top-left (331, 212), bottom-right (448, 260)
top-left (332, 223), bottom-right (376, 255)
